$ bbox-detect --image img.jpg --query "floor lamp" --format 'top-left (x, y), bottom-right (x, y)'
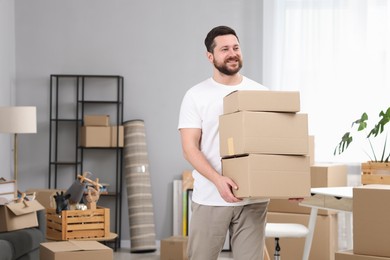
top-left (0, 106), bottom-right (37, 182)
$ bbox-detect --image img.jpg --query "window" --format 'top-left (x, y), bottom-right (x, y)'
top-left (263, 0), bottom-right (390, 163)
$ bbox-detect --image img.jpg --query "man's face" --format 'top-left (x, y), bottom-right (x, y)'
top-left (210, 35), bottom-right (243, 76)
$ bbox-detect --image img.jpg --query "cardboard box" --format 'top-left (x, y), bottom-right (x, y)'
top-left (83, 115), bottom-right (109, 126)
top-left (223, 90), bottom-right (300, 114)
top-left (0, 200), bottom-right (44, 232)
top-left (265, 212), bottom-right (338, 260)
top-left (308, 135), bottom-right (315, 165)
top-left (160, 236), bottom-right (188, 260)
top-left (219, 111), bottom-right (308, 157)
top-left (110, 125), bottom-right (124, 147)
top-left (40, 240), bottom-right (113, 260)
top-left (353, 185), bottom-right (390, 258)
top-left (46, 207), bottom-right (110, 241)
top-left (80, 126), bottom-right (111, 147)
top-left (222, 154), bottom-right (310, 198)
top-left (310, 163), bottom-right (347, 187)
top-left (25, 189), bottom-right (64, 209)
top-left (0, 180), bottom-right (17, 201)
top-left (268, 163), bottom-right (348, 215)
top-left (336, 250), bottom-right (390, 260)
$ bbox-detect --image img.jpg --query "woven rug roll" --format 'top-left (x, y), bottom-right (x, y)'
top-left (124, 120), bottom-right (157, 253)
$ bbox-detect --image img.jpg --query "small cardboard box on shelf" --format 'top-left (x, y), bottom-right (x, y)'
top-left (83, 115), bottom-right (110, 126)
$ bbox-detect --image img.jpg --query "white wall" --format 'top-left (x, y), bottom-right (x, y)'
top-left (14, 0), bottom-right (263, 241)
top-left (0, 0), bottom-right (15, 180)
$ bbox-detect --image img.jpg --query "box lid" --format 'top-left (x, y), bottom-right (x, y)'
top-left (223, 90), bottom-right (301, 114)
top-left (41, 241), bottom-right (111, 253)
top-left (5, 200), bottom-right (44, 216)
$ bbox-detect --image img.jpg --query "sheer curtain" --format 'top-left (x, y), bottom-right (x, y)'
top-left (263, 0), bottom-right (390, 163)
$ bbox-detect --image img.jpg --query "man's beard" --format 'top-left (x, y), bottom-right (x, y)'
top-left (214, 56), bottom-right (243, 76)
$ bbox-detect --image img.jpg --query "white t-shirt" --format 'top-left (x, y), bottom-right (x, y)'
top-left (178, 76), bottom-right (270, 206)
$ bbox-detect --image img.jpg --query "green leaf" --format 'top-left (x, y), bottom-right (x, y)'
top-left (352, 113), bottom-right (368, 131)
top-left (334, 132), bottom-right (353, 155)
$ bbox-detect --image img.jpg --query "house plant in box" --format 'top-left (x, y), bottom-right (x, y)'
top-left (334, 107), bottom-right (390, 184)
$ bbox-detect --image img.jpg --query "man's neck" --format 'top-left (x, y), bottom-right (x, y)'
top-left (213, 72), bottom-right (243, 86)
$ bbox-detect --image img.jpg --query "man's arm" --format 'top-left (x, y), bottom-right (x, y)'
top-left (179, 128), bottom-right (241, 203)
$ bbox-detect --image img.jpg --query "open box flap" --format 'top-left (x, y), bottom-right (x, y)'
top-left (5, 200), bottom-right (44, 216)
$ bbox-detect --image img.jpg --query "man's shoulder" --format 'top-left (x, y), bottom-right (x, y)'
top-left (242, 76), bottom-right (268, 90)
top-left (185, 78), bottom-right (214, 96)
top-left (191, 78), bottom-right (214, 90)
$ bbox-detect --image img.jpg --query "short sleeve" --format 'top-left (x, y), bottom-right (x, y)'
top-left (178, 90), bottom-right (202, 130)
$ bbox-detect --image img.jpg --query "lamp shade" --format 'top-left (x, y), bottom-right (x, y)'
top-left (0, 106), bottom-right (37, 133)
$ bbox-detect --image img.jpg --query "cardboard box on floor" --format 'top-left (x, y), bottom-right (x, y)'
top-left (0, 200), bottom-right (44, 232)
top-left (40, 240), bottom-right (113, 260)
top-left (223, 90), bottom-right (301, 114)
top-left (353, 185), bottom-right (390, 258)
top-left (222, 154), bottom-right (310, 199)
top-left (336, 250), bottom-right (390, 260)
top-left (265, 212), bottom-right (338, 260)
top-left (268, 163), bottom-right (348, 215)
top-left (160, 236), bottom-right (188, 260)
top-left (219, 111), bottom-right (308, 157)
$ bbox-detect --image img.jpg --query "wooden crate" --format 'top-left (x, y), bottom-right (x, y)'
top-left (46, 207), bottom-right (110, 240)
top-left (361, 162), bottom-right (390, 184)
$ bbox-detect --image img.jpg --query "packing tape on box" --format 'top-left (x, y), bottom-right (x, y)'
top-left (228, 137), bottom-right (235, 155)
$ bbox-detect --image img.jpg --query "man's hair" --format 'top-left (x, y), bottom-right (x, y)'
top-left (204, 26), bottom-right (239, 53)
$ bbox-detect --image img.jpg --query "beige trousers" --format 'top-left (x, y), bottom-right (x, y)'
top-left (188, 201), bottom-right (269, 260)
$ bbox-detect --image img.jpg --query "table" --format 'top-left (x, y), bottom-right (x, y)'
top-left (299, 186), bottom-right (354, 260)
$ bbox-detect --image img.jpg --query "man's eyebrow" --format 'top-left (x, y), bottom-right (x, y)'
top-left (218, 44), bottom-right (240, 49)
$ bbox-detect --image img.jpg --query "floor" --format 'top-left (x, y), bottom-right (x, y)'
top-left (113, 247), bottom-right (234, 259)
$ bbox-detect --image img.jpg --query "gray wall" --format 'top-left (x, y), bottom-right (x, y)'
top-left (14, 0), bottom-right (263, 242)
top-left (0, 0), bottom-right (15, 179)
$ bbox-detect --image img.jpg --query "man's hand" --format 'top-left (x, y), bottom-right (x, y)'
top-left (215, 175), bottom-right (242, 203)
top-left (180, 128), bottom-right (242, 203)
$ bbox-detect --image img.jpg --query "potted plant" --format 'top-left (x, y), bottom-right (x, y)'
top-left (334, 107), bottom-right (390, 184)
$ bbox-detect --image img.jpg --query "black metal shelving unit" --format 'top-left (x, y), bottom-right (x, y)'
top-left (48, 74), bottom-right (124, 249)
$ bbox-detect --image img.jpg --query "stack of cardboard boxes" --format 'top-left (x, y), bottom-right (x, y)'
top-left (81, 115), bottom-right (123, 147)
top-left (219, 90), bottom-right (349, 260)
top-left (219, 90), bottom-right (311, 199)
top-left (336, 185), bottom-right (390, 260)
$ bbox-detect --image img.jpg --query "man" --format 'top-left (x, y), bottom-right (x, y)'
top-left (178, 25), bottom-right (269, 260)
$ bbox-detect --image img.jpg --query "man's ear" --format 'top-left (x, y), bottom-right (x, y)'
top-left (206, 51), bottom-right (214, 63)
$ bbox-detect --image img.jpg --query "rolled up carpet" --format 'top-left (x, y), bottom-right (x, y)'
top-left (123, 119), bottom-right (157, 253)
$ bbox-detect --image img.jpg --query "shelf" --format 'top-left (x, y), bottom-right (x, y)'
top-left (50, 118), bottom-right (81, 122)
top-left (78, 100), bottom-right (122, 104)
top-left (50, 161), bottom-right (81, 165)
top-left (79, 146), bottom-right (123, 150)
top-left (48, 74), bottom-right (124, 249)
